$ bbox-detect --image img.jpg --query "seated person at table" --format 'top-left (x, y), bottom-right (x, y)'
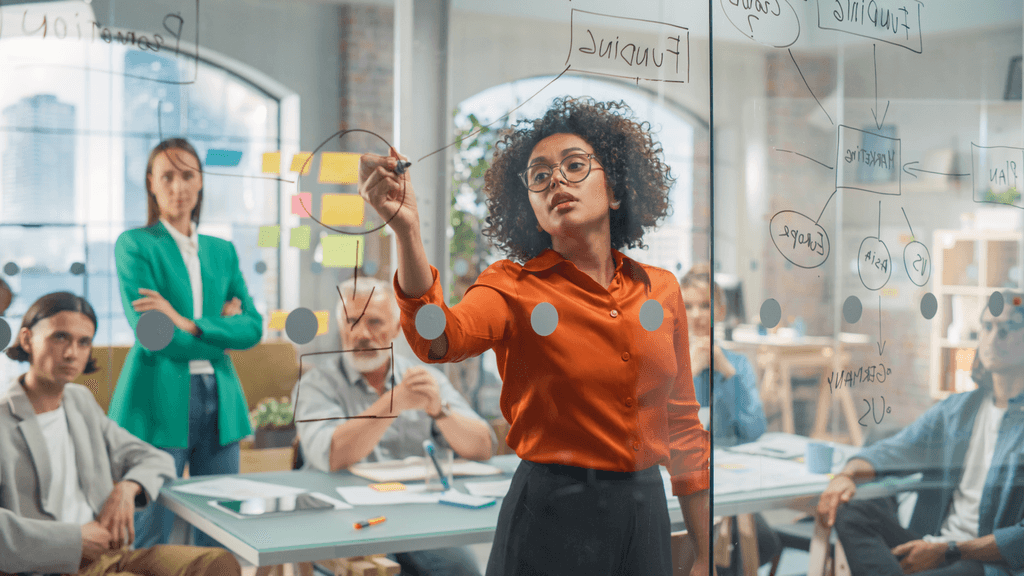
top-left (292, 277), bottom-right (495, 576)
top-left (817, 293), bottom-right (1024, 576)
top-left (680, 265), bottom-right (780, 575)
top-left (0, 292), bottom-right (240, 576)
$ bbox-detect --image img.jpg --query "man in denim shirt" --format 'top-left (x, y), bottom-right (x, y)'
top-left (817, 293), bottom-right (1024, 576)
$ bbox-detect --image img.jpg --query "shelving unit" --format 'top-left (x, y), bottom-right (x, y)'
top-left (929, 229), bottom-right (1023, 399)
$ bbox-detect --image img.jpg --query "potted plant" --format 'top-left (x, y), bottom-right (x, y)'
top-left (250, 397), bottom-right (296, 449)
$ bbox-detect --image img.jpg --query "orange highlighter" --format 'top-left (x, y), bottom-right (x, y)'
top-left (354, 515), bottom-right (387, 530)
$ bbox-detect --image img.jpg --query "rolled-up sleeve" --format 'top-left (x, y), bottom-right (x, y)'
top-left (668, 288), bottom-right (710, 496)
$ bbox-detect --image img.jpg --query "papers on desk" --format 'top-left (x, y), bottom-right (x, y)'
top-left (172, 477), bottom-right (308, 500)
top-left (337, 484), bottom-right (445, 506)
top-left (348, 457), bottom-right (503, 483)
top-left (714, 450), bottom-right (831, 494)
top-left (725, 432), bottom-right (810, 459)
top-left (464, 479), bottom-right (512, 498)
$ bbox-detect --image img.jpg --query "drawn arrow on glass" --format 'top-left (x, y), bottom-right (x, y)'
top-left (871, 44), bottom-right (890, 131)
top-left (877, 293), bottom-right (886, 355)
top-left (902, 161), bottom-right (970, 179)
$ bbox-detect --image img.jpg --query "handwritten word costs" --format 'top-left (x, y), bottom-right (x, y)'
top-left (568, 9), bottom-right (689, 83)
top-left (816, 0), bottom-right (923, 53)
top-left (903, 241), bottom-right (931, 287)
top-left (720, 0), bottom-right (800, 48)
top-left (859, 395), bottom-right (892, 426)
top-left (971, 144), bottom-right (1024, 208)
top-left (829, 362), bottom-right (891, 392)
top-left (858, 236), bottom-right (891, 291)
top-left (770, 211), bottom-right (830, 269)
top-left (3, 5), bottom-right (187, 56)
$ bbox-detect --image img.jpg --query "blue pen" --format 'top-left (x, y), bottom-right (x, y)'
top-left (423, 439), bottom-right (450, 491)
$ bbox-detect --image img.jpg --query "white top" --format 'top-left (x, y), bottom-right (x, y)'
top-left (161, 218), bottom-right (214, 375)
top-left (924, 395), bottom-right (1006, 543)
top-left (36, 405), bottom-right (95, 525)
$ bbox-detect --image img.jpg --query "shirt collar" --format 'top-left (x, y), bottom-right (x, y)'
top-left (160, 218), bottom-right (199, 252)
top-left (521, 248), bottom-right (649, 289)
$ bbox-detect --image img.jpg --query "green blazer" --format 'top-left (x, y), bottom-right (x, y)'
top-left (109, 222), bottom-right (263, 448)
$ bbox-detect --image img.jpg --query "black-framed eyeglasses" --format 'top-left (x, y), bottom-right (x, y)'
top-left (519, 154), bottom-right (599, 193)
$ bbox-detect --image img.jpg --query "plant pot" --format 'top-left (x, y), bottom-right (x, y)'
top-left (253, 425), bottom-right (296, 449)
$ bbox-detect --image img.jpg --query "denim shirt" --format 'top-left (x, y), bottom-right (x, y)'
top-left (693, 349), bottom-right (767, 448)
top-left (853, 387), bottom-right (1024, 576)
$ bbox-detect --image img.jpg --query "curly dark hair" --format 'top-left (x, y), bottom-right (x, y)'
top-left (481, 97), bottom-right (675, 263)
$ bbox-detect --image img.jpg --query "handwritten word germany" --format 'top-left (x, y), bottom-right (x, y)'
top-left (8, 8), bottom-right (185, 55)
top-left (829, 362), bottom-right (891, 391)
top-left (845, 145), bottom-right (896, 169)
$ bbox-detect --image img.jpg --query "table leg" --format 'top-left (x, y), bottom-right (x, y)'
top-left (713, 517), bottom-right (732, 568)
top-left (255, 565), bottom-right (284, 576)
top-left (735, 513), bottom-right (760, 576)
top-left (778, 365), bottom-right (795, 434)
top-left (806, 519), bottom-right (832, 576)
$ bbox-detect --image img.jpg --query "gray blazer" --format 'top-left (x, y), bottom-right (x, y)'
top-left (0, 381), bottom-right (175, 574)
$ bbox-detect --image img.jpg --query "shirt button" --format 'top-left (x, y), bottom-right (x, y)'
top-left (610, 310), bottom-right (619, 318)
top-left (621, 352), bottom-right (630, 361)
top-left (625, 397), bottom-right (634, 407)
top-left (632, 441), bottom-right (641, 451)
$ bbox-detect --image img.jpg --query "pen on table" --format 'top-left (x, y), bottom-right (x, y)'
top-left (394, 160), bottom-right (412, 175)
top-left (353, 515), bottom-right (387, 530)
top-left (423, 439), bottom-right (451, 491)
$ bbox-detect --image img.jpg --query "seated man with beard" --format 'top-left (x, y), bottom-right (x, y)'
top-left (292, 277), bottom-right (495, 576)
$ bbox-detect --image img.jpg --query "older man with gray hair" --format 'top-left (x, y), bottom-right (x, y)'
top-left (292, 276), bottom-right (495, 576)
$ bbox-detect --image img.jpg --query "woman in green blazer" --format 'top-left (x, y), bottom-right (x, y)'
top-left (110, 138), bottom-right (263, 547)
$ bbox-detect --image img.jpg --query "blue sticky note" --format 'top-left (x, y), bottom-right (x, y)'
top-left (205, 149), bottom-right (243, 167)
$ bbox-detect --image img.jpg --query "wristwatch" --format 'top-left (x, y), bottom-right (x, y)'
top-left (432, 401), bottom-right (452, 420)
top-left (945, 541), bottom-right (962, 563)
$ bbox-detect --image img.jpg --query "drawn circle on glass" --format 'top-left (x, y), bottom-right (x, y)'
top-left (857, 236), bottom-right (891, 291)
top-left (286, 308), bottom-right (318, 345)
top-left (531, 302), bottom-right (559, 337)
top-left (415, 304), bottom-right (446, 340)
top-left (903, 241), bottom-right (931, 287)
top-left (760, 298), bottom-right (782, 329)
top-left (136, 310), bottom-right (174, 351)
top-left (639, 300), bottom-right (664, 332)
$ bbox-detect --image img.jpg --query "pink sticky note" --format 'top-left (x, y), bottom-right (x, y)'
top-left (291, 193), bottom-right (313, 217)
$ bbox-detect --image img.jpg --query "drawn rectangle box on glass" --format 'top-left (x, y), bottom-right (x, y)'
top-left (566, 9), bottom-right (689, 84)
top-left (0, 0), bottom-right (201, 85)
top-left (836, 124), bottom-right (901, 195)
top-left (815, 0), bottom-right (923, 54)
top-left (971, 144), bottom-right (1024, 209)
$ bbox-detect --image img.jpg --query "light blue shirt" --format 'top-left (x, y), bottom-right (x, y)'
top-left (692, 348), bottom-right (766, 448)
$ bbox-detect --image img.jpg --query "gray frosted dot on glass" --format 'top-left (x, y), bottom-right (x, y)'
top-left (363, 260), bottom-right (379, 275)
top-left (415, 304), bottom-right (446, 340)
top-left (531, 302), bottom-right (558, 337)
top-left (676, 262), bottom-right (683, 272)
top-left (921, 292), bottom-right (938, 320)
top-left (842, 295), bottom-right (863, 324)
top-left (3, 262), bottom-right (18, 276)
top-left (989, 291), bottom-right (1005, 317)
top-left (310, 261), bottom-right (323, 274)
top-left (453, 258), bottom-right (470, 277)
top-left (760, 298), bottom-right (782, 329)
top-left (0, 318), bottom-right (11, 351)
top-left (285, 308), bottom-right (318, 345)
top-left (254, 261), bottom-right (267, 274)
top-left (136, 310), bottom-right (174, 351)
top-left (639, 299), bottom-right (664, 332)
top-left (69, 262), bottom-right (85, 275)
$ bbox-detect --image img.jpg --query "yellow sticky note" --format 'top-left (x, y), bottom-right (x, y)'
top-left (262, 151), bottom-right (281, 174)
top-left (321, 193), bottom-right (365, 227)
top-left (290, 152), bottom-right (313, 175)
top-left (257, 225), bottom-right (280, 248)
top-left (268, 310), bottom-right (288, 330)
top-left (289, 225), bottom-right (311, 249)
top-left (321, 235), bottom-right (364, 268)
top-left (318, 152), bottom-right (361, 184)
top-left (314, 310), bottom-right (330, 335)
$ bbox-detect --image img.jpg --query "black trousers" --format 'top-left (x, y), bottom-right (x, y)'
top-left (485, 459), bottom-right (673, 576)
top-left (834, 498), bottom-right (988, 576)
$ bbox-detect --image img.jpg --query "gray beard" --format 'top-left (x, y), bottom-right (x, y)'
top-left (348, 351), bottom-right (389, 373)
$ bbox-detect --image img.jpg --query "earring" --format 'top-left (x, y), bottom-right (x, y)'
top-left (610, 199), bottom-right (621, 209)
top-left (536, 223), bottom-right (544, 232)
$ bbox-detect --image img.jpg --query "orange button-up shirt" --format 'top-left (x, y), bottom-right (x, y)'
top-left (394, 249), bottom-right (710, 496)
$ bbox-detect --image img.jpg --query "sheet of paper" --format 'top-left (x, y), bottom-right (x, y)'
top-left (321, 235), bottom-right (364, 268)
top-left (318, 152), bottom-right (361, 184)
top-left (290, 152), bottom-right (313, 174)
top-left (268, 310), bottom-right (288, 330)
top-left (336, 484), bottom-right (444, 506)
top-left (726, 432), bottom-right (812, 459)
top-left (205, 149), bottom-right (243, 167)
top-left (257, 225), bottom-right (280, 248)
top-left (172, 478), bottom-right (307, 500)
top-left (348, 457), bottom-right (503, 483)
top-left (290, 225), bottom-right (311, 249)
top-left (314, 310), bottom-right (330, 335)
top-left (464, 479), bottom-right (511, 498)
top-left (262, 151), bottom-right (281, 174)
top-left (713, 450), bottom-right (832, 495)
top-left (291, 193), bottom-right (313, 217)
top-left (321, 193), bottom-right (365, 226)
top-left (439, 490), bottom-right (496, 509)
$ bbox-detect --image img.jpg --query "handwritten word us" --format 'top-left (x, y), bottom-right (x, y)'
top-left (770, 211), bottom-right (830, 269)
top-left (858, 236), bottom-right (891, 291)
top-left (720, 0), bottom-right (800, 48)
top-left (903, 240), bottom-right (931, 287)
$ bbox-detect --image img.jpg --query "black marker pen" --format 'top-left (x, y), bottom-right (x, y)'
top-left (394, 161), bottom-right (412, 175)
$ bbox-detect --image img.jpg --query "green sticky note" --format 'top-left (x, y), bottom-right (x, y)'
top-left (289, 225), bottom-right (311, 249)
top-left (321, 235), bottom-right (364, 268)
top-left (257, 225), bottom-right (280, 248)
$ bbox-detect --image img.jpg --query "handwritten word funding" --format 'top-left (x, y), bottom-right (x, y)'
top-left (568, 9), bottom-right (690, 84)
top-left (816, 0), bottom-right (923, 53)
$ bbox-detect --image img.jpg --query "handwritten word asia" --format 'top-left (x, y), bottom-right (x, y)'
top-left (845, 145), bottom-right (896, 170)
top-left (14, 8), bottom-right (186, 55)
top-left (831, 0), bottom-right (914, 38)
top-left (829, 362), bottom-right (891, 392)
top-left (577, 32), bottom-right (683, 76)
